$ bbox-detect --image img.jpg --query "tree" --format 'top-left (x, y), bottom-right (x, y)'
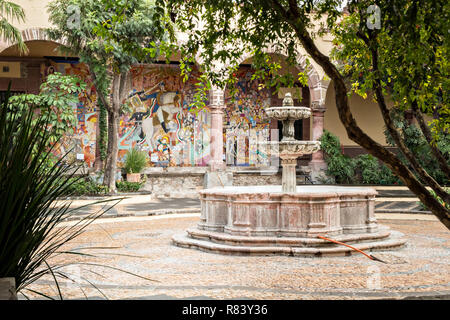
top-left (158, 0), bottom-right (449, 229)
top-left (47, 0), bottom-right (167, 192)
top-left (0, 0), bottom-right (28, 53)
top-left (8, 72), bottom-right (86, 145)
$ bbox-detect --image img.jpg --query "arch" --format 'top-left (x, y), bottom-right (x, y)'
top-left (21, 27), bottom-right (53, 43)
top-left (235, 47), bottom-right (330, 110)
top-left (0, 28), bottom-right (67, 55)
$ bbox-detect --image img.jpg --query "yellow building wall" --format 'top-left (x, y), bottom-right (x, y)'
top-left (10, 0), bottom-right (52, 30)
top-left (0, 61), bottom-right (21, 78)
top-left (324, 83), bottom-right (388, 146)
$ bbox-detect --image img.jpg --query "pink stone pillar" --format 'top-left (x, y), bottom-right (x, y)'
top-left (309, 104), bottom-right (327, 173)
top-left (209, 87), bottom-right (226, 171)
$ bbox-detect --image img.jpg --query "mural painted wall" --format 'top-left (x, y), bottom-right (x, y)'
top-left (224, 66), bottom-right (272, 167)
top-left (48, 62), bottom-right (98, 167)
top-left (120, 64), bottom-right (211, 167)
top-left (47, 63), bottom-right (272, 169)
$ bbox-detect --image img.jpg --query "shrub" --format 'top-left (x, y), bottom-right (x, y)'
top-left (320, 130), bottom-right (399, 185)
top-left (66, 177), bottom-right (109, 196)
top-left (320, 130), bottom-right (356, 184)
top-left (384, 109), bottom-right (450, 185)
top-left (116, 181), bottom-right (143, 192)
top-left (124, 148), bottom-right (148, 174)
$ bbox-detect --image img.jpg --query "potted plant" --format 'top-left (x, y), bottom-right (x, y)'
top-left (124, 148), bottom-right (148, 183)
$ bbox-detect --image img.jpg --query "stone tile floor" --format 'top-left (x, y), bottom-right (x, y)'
top-left (22, 214), bottom-right (450, 300)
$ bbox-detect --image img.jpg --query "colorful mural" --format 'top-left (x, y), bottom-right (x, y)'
top-left (119, 65), bottom-right (211, 167)
top-left (48, 63), bottom-right (273, 169)
top-left (224, 66), bottom-right (272, 167)
top-left (47, 62), bottom-right (98, 167)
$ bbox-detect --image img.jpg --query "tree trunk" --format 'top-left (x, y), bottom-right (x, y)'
top-left (411, 102), bottom-right (450, 180)
top-left (102, 72), bottom-right (131, 193)
top-left (104, 109), bottom-right (119, 193)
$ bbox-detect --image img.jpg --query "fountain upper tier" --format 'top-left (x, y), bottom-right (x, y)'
top-left (264, 106), bottom-right (312, 121)
top-left (263, 92), bottom-right (320, 153)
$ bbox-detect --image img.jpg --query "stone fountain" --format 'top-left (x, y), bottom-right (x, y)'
top-left (172, 93), bottom-right (405, 256)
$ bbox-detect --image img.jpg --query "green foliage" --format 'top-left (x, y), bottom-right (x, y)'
top-left (320, 130), bottom-right (356, 184)
top-left (8, 72), bottom-right (86, 145)
top-left (124, 148), bottom-right (148, 174)
top-left (384, 110), bottom-right (450, 185)
top-left (354, 154), bottom-right (399, 185)
top-left (0, 91), bottom-right (113, 295)
top-left (47, 0), bottom-right (168, 95)
top-left (98, 99), bottom-right (108, 161)
top-left (0, 0), bottom-right (28, 54)
top-left (66, 177), bottom-right (109, 196)
top-left (320, 130), bottom-right (399, 185)
top-left (331, 0), bottom-right (449, 142)
top-left (116, 181), bottom-right (143, 193)
top-left (156, 0), bottom-right (323, 109)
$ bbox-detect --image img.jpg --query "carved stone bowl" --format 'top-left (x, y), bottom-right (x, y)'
top-left (261, 140), bottom-right (321, 159)
top-left (264, 106), bottom-right (311, 121)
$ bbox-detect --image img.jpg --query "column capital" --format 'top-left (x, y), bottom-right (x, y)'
top-left (209, 86), bottom-right (226, 108)
top-left (311, 102), bottom-right (327, 113)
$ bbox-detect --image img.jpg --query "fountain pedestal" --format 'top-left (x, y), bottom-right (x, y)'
top-left (281, 157), bottom-right (297, 193)
top-left (172, 93), bottom-right (406, 256)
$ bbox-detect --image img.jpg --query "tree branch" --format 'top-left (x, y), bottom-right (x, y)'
top-left (87, 64), bottom-right (113, 113)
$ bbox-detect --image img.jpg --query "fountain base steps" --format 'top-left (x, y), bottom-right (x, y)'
top-left (172, 226), bottom-right (406, 257)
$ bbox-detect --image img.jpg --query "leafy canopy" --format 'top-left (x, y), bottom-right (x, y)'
top-left (47, 0), bottom-right (168, 94)
top-left (8, 72), bottom-right (86, 145)
top-left (332, 0), bottom-right (449, 142)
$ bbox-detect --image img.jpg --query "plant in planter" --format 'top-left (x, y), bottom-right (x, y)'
top-left (124, 148), bottom-right (148, 183)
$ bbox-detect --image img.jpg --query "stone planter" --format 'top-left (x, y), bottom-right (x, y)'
top-left (126, 173), bottom-right (141, 183)
top-left (0, 278), bottom-right (17, 300)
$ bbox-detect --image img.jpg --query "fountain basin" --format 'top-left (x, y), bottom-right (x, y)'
top-left (196, 186), bottom-right (379, 237)
top-left (172, 186), bottom-right (406, 256)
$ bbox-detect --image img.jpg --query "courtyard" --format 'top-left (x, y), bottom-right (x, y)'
top-left (0, 0), bottom-right (448, 310)
top-left (20, 197), bottom-right (450, 300)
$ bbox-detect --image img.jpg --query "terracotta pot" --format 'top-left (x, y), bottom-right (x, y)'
top-left (126, 173), bottom-right (141, 183)
top-left (0, 277), bottom-right (17, 300)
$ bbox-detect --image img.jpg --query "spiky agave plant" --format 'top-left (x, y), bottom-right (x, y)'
top-left (124, 148), bottom-right (148, 174)
top-left (0, 90), bottom-right (120, 299)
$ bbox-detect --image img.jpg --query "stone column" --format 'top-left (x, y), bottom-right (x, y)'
top-left (309, 104), bottom-right (327, 179)
top-left (209, 87), bottom-right (226, 171)
top-left (204, 86), bottom-right (232, 189)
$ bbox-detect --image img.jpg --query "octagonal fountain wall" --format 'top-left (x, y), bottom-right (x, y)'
top-left (198, 186), bottom-right (378, 238)
top-left (172, 93), bottom-right (406, 256)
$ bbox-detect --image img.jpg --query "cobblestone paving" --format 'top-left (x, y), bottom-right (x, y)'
top-left (24, 215), bottom-right (450, 300)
